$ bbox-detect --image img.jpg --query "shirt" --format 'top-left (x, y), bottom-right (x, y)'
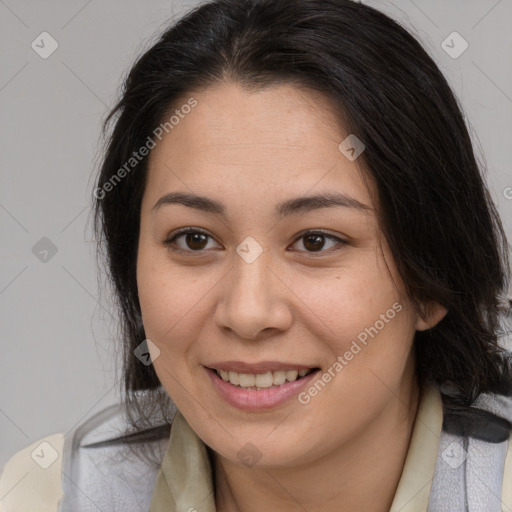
top-left (148, 383), bottom-right (444, 511)
top-left (2, 383), bottom-right (512, 511)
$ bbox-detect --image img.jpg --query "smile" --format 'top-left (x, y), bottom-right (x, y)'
top-left (214, 368), bottom-right (313, 389)
top-left (205, 364), bottom-right (321, 410)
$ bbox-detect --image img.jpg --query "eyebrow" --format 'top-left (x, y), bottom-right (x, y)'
top-left (152, 191), bottom-right (371, 217)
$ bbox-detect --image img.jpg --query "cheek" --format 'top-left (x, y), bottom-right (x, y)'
top-left (136, 250), bottom-right (215, 408)
top-left (293, 270), bottom-right (415, 439)
top-left (290, 252), bottom-right (407, 347)
top-left (136, 245), bottom-right (221, 361)
top-left (287, 252), bottom-right (417, 415)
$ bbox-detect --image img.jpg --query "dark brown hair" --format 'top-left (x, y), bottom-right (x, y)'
top-left (92, 0), bottom-right (512, 440)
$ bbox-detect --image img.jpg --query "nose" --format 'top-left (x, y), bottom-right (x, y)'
top-left (214, 250), bottom-right (293, 341)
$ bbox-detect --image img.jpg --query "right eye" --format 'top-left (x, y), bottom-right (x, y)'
top-left (163, 227), bottom-right (222, 253)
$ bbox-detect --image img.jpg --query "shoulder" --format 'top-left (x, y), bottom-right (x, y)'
top-left (471, 388), bottom-right (512, 507)
top-left (460, 389), bottom-right (512, 508)
top-left (430, 385), bottom-right (512, 510)
top-left (503, 430), bottom-right (512, 508)
top-left (0, 432), bottom-right (64, 511)
top-left (0, 398), bottom-right (173, 512)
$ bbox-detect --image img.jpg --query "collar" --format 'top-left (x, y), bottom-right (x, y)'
top-left (149, 383), bottom-right (442, 512)
top-left (389, 382), bottom-right (443, 511)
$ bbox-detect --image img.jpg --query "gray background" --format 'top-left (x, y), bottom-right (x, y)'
top-left (1, 0), bottom-right (511, 470)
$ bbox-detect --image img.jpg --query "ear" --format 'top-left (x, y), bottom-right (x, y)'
top-left (415, 302), bottom-right (448, 331)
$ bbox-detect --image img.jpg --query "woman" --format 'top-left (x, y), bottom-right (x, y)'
top-left (1, 0), bottom-right (511, 510)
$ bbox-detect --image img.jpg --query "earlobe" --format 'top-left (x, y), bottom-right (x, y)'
top-left (415, 302), bottom-right (448, 331)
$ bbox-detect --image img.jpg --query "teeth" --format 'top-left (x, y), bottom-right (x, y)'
top-left (215, 368), bottom-right (313, 388)
top-left (273, 370), bottom-right (286, 385)
top-left (286, 370), bottom-right (298, 381)
top-left (238, 373), bottom-right (255, 387)
top-left (255, 372), bottom-right (273, 388)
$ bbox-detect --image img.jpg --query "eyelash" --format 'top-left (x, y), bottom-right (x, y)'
top-left (162, 227), bottom-right (348, 256)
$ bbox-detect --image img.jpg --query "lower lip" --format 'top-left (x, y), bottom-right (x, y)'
top-left (205, 367), bottom-right (320, 411)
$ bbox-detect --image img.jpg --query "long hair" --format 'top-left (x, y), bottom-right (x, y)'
top-left (92, 0), bottom-right (512, 441)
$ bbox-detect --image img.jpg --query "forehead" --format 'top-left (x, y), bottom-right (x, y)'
top-left (145, 81), bottom-right (374, 210)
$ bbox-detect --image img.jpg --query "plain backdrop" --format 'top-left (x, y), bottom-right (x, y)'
top-left (1, 0), bottom-right (511, 469)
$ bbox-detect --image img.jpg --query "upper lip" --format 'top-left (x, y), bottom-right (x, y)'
top-left (207, 361), bottom-right (318, 373)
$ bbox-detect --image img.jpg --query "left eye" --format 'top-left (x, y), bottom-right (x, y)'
top-left (290, 231), bottom-right (346, 253)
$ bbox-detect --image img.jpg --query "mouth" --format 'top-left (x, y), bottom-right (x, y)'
top-left (205, 363), bottom-right (321, 410)
top-left (213, 367), bottom-right (315, 390)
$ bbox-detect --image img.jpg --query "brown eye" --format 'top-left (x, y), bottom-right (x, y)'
top-left (163, 228), bottom-right (220, 253)
top-left (184, 232), bottom-right (208, 250)
top-left (303, 234), bottom-right (326, 252)
top-left (290, 230), bottom-right (347, 254)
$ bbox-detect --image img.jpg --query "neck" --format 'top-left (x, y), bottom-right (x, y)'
top-left (213, 372), bottom-right (420, 512)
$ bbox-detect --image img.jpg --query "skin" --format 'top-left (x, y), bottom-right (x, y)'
top-left (136, 81), bottom-right (447, 512)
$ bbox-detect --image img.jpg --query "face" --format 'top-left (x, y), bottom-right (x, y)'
top-left (137, 82), bottom-right (435, 468)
